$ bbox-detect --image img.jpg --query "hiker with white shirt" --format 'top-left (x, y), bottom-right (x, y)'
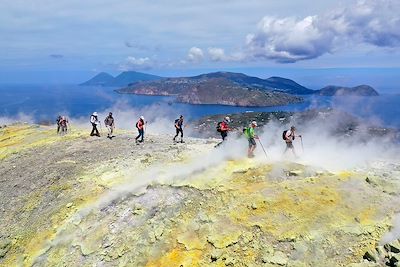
top-left (283, 126), bottom-right (301, 157)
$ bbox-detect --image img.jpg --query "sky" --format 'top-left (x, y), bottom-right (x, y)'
top-left (0, 0), bottom-right (400, 91)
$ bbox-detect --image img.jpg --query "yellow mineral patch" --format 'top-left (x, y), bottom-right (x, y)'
top-left (177, 230), bottom-right (206, 250)
top-left (0, 124), bottom-right (84, 160)
top-left (145, 247), bottom-right (203, 267)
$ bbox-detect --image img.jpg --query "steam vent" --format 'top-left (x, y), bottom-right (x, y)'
top-left (1, 124), bottom-right (400, 267)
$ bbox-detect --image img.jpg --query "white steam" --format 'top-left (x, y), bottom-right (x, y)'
top-left (0, 112), bottom-right (34, 125)
top-left (381, 213), bottom-right (400, 244)
top-left (255, 114), bottom-right (399, 171)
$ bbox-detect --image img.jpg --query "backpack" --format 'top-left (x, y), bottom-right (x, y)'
top-left (282, 130), bottom-right (295, 140)
top-left (216, 122), bottom-right (222, 132)
top-left (282, 130), bottom-right (287, 140)
top-left (243, 127), bottom-right (250, 138)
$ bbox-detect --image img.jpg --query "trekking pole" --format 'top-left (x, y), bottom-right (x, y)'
top-left (257, 139), bottom-right (268, 159)
top-left (300, 136), bottom-right (304, 153)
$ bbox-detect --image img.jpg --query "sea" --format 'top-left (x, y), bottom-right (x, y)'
top-left (0, 84), bottom-right (399, 128)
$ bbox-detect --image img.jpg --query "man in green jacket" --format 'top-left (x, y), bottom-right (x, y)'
top-left (244, 121), bottom-right (259, 158)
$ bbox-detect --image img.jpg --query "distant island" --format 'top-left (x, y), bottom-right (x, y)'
top-left (80, 71), bottom-right (161, 87)
top-left (116, 72), bottom-right (304, 107)
top-left (81, 71), bottom-right (379, 107)
top-left (316, 85), bottom-right (379, 96)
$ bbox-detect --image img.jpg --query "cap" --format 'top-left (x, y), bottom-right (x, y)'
top-left (225, 116), bottom-right (230, 122)
top-left (93, 112), bottom-right (98, 116)
top-left (251, 121), bottom-right (257, 126)
top-left (140, 116), bottom-right (145, 120)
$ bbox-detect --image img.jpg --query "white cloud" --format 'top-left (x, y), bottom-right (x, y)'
top-left (118, 56), bottom-right (153, 71)
top-left (187, 47), bottom-right (204, 63)
top-left (208, 47), bottom-right (228, 62)
top-left (207, 47), bottom-right (245, 62)
top-left (243, 0), bottom-right (400, 63)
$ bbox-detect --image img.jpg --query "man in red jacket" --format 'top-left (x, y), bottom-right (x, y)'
top-left (135, 116), bottom-right (145, 143)
top-left (215, 116), bottom-right (231, 147)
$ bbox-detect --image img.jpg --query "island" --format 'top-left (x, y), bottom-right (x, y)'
top-left (316, 85), bottom-right (379, 96)
top-left (116, 72), bottom-right (305, 107)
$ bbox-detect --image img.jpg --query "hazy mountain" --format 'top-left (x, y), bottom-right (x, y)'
top-left (109, 71), bottom-right (162, 86)
top-left (263, 76), bottom-right (315, 94)
top-left (80, 71), bottom-right (162, 87)
top-left (191, 72), bottom-right (315, 95)
top-left (317, 85), bottom-right (379, 96)
top-left (80, 72), bottom-right (115, 86)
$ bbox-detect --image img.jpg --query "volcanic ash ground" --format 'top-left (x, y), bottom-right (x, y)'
top-left (1, 124), bottom-right (400, 266)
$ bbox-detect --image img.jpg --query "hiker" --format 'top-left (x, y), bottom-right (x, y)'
top-left (59, 116), bottom-right (69, 135)
top-left (104, 112), bottom-right (115, 139)
top-left (215, 116), bottom-right (230, 147)
top-left (56, 115), bottom-right (62, 134)
top-left (244, 121), bottom-right (259, 158)
top-left (135, 116), bottom-right (145, 143)
top-left (173, 115), bottom-right (185, 143)
top-left (90, 112), bottom-right (100, 137)
top-left (283, 126), bottom-right (301, 157)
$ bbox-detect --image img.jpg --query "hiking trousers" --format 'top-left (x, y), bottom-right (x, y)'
top-left (174, 128), bottom-right (183, 140)
top-left (136, 129), bottom-right (144, 142)
top-left (221, 131), bottom-right (228, 141)
top-left (90, 123), bottom-right (100, 136)
top-left (106, 125), bottom-right (114, 136)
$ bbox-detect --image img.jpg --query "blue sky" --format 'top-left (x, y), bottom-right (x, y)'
top-left (1, 0), bottom-right (400, 91)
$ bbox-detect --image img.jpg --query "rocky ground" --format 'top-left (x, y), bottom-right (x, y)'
top-left (1, 124), bottom-right (400, 266)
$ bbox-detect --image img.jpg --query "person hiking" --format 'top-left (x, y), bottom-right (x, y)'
top-left (215, 116), bottom-right (231, 147)
top-left (56, 115), bottom-right (62, 134)
top-left (104, 112), bottom-right (115, 139)
top-left (173, 115), bottom-right (185, 143)
top-left (90, 112), bottom-right (100, 137)
top-left (244, 121), bottom-right (259, 158)
top-left (59, 116), bottom-right (69, 135)
top-left (283, 126), bottom-right (301, 157)
top-left (135, 116), bottom-right (145, 143)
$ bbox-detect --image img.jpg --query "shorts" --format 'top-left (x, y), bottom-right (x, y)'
top-left (248, 138), bottom-right (256, 148)
top-left (286, 142), bottom-right (294, 148)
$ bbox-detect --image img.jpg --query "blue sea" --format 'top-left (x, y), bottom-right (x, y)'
top-left (0, 84), bottom-right (399, 128)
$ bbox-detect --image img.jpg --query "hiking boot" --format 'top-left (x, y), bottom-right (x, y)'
top-left (180, 140), bottom-right (185, 143)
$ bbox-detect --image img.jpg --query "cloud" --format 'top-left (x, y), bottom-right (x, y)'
top-left (208, 47), bottom-right (227, 61)
top-left (49, 54), bottom-right (64, 59)
top-left (243, 0), bottom-right (400, 63)
top-left (124, 41), bottom-right (147, 50)
top-left (208, 47), bottom-right (244, 62)
top-left (118, 56), bottom-right (153, 71)
top-left (187, 47), bottom-right (204, 63)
